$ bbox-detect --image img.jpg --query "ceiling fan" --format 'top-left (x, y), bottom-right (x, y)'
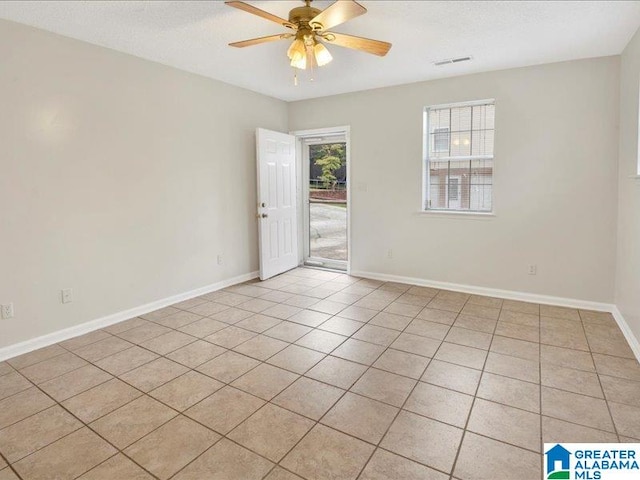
top-left (225, 0), bottom-right (392, 71)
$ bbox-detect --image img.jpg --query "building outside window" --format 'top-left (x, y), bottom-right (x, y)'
top-left (424, 100), bottom-right (495, 212)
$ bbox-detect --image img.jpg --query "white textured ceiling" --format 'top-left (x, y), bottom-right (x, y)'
top-left (1, 1), bottom-right (640, 101)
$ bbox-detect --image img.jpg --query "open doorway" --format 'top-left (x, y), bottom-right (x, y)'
top-left (296, 128), bottom-right (350, 272)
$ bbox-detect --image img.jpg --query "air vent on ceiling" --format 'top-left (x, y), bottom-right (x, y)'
top-left (434, 56), bottom-right (472, 66)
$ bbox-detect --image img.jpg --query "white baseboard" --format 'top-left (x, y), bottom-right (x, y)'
top-left (4, 268), bottom-right (640, 365)
top-left (350, 270), bottom-right (612, 311)
top-left (352, 269), bottom-right (640, 363)
top-left (611, 306), bottom-right (640, 363)
top-left (0, 271), bottom-right (258, 362)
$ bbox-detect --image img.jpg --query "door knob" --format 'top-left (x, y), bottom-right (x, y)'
top-left (261, 213), bottom-right (268, 218)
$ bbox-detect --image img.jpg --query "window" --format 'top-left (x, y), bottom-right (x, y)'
top-left (424, 100), bottom-right (495, 212)
top-left (433, 127), bottom-right (450, 152)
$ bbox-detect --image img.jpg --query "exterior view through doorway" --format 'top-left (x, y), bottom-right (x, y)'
top-left (297, 128), bottom-right (350, 272)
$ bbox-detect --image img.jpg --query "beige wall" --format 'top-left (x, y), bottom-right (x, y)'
top-left (0, 18), bottom-right (629, 351)
top-left (289, 57), bottom-right (620, 302)
top-left (0, 20), bottom-right (287, 348)
top-left (616, 26), bottom-right (640, 339)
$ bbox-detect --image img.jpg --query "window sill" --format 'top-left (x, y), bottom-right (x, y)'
top-left (631, 175), bottom-right (640, 181)
top-left (414, 210), bottom-right (496, 219)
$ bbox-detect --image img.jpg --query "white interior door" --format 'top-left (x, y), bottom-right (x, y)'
top-left (256, 128), bottom-right (299, 280)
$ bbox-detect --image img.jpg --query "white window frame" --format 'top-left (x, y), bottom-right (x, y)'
top-left (422, 99), bottom-right (496, 213)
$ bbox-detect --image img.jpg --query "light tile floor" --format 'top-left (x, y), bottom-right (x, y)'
top-left (1, 267), bottom-right (640, 479)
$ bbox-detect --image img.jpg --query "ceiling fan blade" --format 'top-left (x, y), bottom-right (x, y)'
top-left (225, 1), bottom-right (296, 29)
top-left (310, 0), bottom-right (367, 31)
top-left (322, 32), bottom-right (391, 56)
top-left (229, 34), bottom-right (291, 48)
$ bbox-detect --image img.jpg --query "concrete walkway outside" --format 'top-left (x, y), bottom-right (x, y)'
top-left (309, 202), bottom-right (347, 261)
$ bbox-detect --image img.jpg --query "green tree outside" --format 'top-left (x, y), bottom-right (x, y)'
top-left (311, 143), bottom-right (346, 190)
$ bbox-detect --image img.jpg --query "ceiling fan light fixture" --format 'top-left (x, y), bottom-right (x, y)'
top-left (314, 42), bottom-right (333, 66)
top-left (290, 53), bottom-right (307, 69)
top-left (288, 38), bottom-right (307, 69)
top-left (226, 0), bottom-right (392, 78)
top-left (287, 38), bottom-right (305, 59)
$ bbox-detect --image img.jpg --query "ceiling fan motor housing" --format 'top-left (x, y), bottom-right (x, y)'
top-left (225, 0), bottom-right (392, 64)
top-left (288, 6), bottom-right (323, 29)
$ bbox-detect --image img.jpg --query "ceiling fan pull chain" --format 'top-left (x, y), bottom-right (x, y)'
top-left (293, 68), bottom-right (298, 86)
top-left (306, 39), bottom-right (316, 82)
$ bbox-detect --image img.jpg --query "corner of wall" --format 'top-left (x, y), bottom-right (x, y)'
top-left (614, 24), bottom-right (640, 347)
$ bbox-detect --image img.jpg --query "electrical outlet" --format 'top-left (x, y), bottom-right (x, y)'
top-left (217, 254), bottom-right (224, 266)
top-left (528, 265), bottom-right (537, 275)
top-left (61, 288), bottom-right (73, 304)
top-left (1, 303), bottom-right (14, 319)
top-left (387, 249), bottom-right (393, 259)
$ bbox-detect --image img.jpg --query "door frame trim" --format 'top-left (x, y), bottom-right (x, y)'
top-left (290, 126), bottom-right (351, 274)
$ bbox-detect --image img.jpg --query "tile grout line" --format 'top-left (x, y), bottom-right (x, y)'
top-left (4, 317), bottom-right (606, 478)
top-left (446, 294), bottom-right (503, 480)
top-left (539, 303), bottom-right (544, 478)
top-left (267, 280), bottom-right (432, 480)
top-left (54, 365), bottom-right (181, 480)
top-left (578, 309), bottom-right (622, 442)
top-left (164, 272), bottom-right (369, 479)
top-left (151, 283), bottom-right (373, 478)
top-left (4, 312), bottom-right (261, 479)
top-left (2, 271), bottom-right (636, 479)
top-left (0, 450), bottom-right (25, 480)
top-left (240, 281), bottom-right (414, 479)
top-left (0, 282), bottom-right (476, 458)
top-left (7, 288), bottom-right (630, 378)
top-left (3, 296), bottom-right (624, 476)
top-left (74, 452), bottom-right (157, 480)
top-left (0, 322), bottom-right (621, 431)
top-left (347, 298), bottom-right (449, 478)
top-left (349, 287), bottom-right (500, 477)
top-left (3, 363), bottom-right (164, 480)
top-left (0, 339), bottom-right (573, 437)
